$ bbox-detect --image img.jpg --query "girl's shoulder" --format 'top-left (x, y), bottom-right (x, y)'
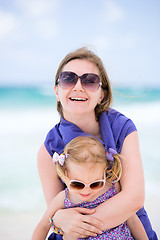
top-left (48, 190), bottom-right (65, 212)
top-left (105, 180), bottom-right (120, 194)
top-left (115, 181), bottom-right (121, 193)
top-left (54, 190), bottom-right (66, 202)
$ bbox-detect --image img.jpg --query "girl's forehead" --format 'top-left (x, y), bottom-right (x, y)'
top-left (66, 161), bottom-right (105, 182)
top-left (66, 160), bottom-right (105, 174)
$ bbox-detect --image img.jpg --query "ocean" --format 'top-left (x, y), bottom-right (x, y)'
top-left (0, 85), bottom-right (160, 238)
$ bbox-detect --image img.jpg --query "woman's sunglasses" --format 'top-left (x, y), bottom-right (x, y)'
top-left (67, 171), bottom-right (106, 191)
top-left (57, 71), bottom-right (102, 92)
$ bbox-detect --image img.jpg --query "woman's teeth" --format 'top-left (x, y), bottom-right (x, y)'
top-left (70, 97), bottom-right (87, 101)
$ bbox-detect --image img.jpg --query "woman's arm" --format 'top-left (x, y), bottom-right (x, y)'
top-left (127, 214), bottom-right (148, 240)
top-left (107, 181), bottom-right (147, 239)
top-left (37, 144), bottom-right (65, 205)
top-left (91, 131), bottom-right (145, 230)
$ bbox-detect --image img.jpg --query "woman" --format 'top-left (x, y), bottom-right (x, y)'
top-left (38, 47), bottom-right (157, 239)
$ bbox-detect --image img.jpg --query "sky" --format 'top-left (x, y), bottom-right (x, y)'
top-left (0, 0), bottom-right (160, 88)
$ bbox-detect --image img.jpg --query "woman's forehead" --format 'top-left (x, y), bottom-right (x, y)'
top-left (62, 59), bottom-right (100, 75)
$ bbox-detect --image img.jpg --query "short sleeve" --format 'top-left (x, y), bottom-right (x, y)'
top-left (107, 109), bottom-right (137, 153)
top-left (44, 123), bottom-right (64, 157)
top-left (116, 118), bottom-right (137, 153)
top-left (44, 129), bottom-right (54, 156)
top-left (100, 109), bottom-right (137, 153)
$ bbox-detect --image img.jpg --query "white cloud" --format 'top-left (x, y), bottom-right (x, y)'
top-left (35, 18), bottom-right (58, 40)
top-left (91, 36), bottom-right (111, 51)
top-left (0, 10), bottom-right (19, 39)
top-left (14, 0), bottom-right (60, 40)
top-left (15, 0), bottom-right (60, 18)
top-left (111, 34), bottom-right (139, 50)
top-left (102, 0), bottom-right (126, 23)
top-left (0, 0), bottom-right (60, 43)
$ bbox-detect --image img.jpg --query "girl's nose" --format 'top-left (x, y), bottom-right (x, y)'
top-left (73, 77), bottom-right (84, 91)
top-left (81, 186), bottom-right (91, 193)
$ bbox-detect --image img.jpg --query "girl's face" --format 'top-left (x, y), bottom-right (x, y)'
top-left (54, 59), bottom-right (104, 120)
top-left (65, 161), bottom-right (106, 202)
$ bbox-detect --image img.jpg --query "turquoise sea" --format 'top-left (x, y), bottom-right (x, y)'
top-left (0, 85), bottom-right (160, 238)
top-left (1, 86), bottom-right (160, 108)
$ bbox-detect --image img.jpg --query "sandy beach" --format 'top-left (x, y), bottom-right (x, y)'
top-left (0, 193), bottom-right (159, 240)
top-left (0, 210), bottom-right (52, 240)
top-left (144, 195), bottom-right (160, 238)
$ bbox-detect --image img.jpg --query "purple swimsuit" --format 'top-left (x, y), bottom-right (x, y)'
top-left (64, 182), bottom-right (134, 239)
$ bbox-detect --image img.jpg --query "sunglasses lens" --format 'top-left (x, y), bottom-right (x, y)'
top-left (90, 181), bottom-right (104, 190)
top-left (81, 73), bottom-right (100, 91)
top-left (58, 72), bottom-right (77, 89)
top-left (58, 72), bottom-right (101, 91)
top-left (70, 181), bottom-right (85, 190)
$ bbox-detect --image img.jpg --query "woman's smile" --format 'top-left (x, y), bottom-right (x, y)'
top-left (69, 97), bottom-right (88, 102)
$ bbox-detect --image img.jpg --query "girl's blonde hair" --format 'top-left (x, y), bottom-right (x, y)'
top-left (56, 136), bottom-right (122, 183)
top-left (55, 47), bottom-right (112, 119)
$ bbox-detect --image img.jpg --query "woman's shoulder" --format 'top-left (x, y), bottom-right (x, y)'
top-left (107, 108), bottom-right (130, 121)
top-left (99, 109), bottom-right (137, 153)
top-left (44, 121), bottom-right (64, 157)
top-left (107, 108), bottom-right (137, 130)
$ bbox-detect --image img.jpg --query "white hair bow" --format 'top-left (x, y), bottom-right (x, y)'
top-left (53, 152), bottom-right (69, 166)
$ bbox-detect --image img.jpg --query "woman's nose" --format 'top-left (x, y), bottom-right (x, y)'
top-left (73, 77), bottom-right (84, 91)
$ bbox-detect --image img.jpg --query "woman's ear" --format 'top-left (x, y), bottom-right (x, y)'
top-left (54, 85), bottom-right (60, 101)
top-left (98, 89), bottom-right (104, 104)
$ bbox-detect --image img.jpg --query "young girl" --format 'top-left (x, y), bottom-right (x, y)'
top-left (38, 47), bottom-right (157, 239)
top-left (32, 136), bottom-right (148, 240)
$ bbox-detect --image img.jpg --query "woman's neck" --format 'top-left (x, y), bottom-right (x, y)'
top-left (63, 112), bottom-right (101, 138)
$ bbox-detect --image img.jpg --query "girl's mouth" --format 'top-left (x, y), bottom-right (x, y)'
top-left (79, 193), bottom-right (91, 198)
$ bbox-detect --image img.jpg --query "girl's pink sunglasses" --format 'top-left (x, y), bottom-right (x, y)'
top-left (67, 171), bottom-right (106, 191)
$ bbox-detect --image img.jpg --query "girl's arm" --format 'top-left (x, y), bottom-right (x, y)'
top-left (32, 191), bottom-right (65, 240)
top-left (37, 144), bottom-right (103, 238)
top-left (90, 131), bottom-right (145, 230)
top-left (127, 214), bottom-right (148, 240)
top-left (32, 189), bottom-right (94, 240)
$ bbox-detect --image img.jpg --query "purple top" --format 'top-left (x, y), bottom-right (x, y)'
top-left (44, 108), bottom-right (136, 156)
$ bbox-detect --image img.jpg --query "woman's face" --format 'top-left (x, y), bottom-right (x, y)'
top-left (54, 59), bottom-right (104, 120)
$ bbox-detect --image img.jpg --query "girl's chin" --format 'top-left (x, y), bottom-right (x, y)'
top-left (78, 193), bottom-right (93, 201)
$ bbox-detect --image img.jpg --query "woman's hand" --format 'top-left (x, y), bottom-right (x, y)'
top-left (53, 207), bottom-right (103, 238)
top-left (63, 234), bottom-right (77, 240)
